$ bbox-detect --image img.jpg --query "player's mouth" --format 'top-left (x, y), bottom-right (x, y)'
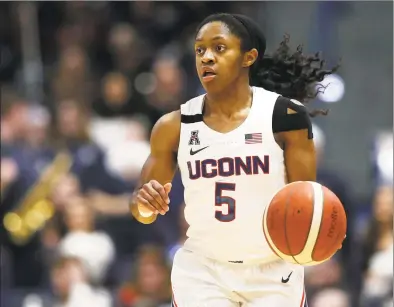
top-left (201, 67), bottom-right (217, 82)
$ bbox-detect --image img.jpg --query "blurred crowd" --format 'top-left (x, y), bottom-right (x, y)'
top-left (0, 2), bottom-right (392, 307)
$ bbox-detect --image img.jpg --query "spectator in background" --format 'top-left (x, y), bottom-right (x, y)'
top-left (51, 46), bottom-right (94, 106)
top-left (127, 2), bottom-right (156, 39)
top-left (146, 55), bottom-right (186, 113)
top-left (313, 123), bottom-right (353, 208)
top-left (93, 23), bottom-right (163, 123)
top-left (0, 90), bottom-right (44, 288)
top-left (360, 185), bottom-right (393, 307)
top-left (51, 99), bottom-right (129, 194)
top-left (312, 124), bottom-right (355, 277)
top-left (24, 104), bottom-right (51, 151)
top-left (58, 195), bottom-right (115, 285)
top-left (166, 203), bottom-right (188, 263)
top-left (1, 90), bottom-right (29, 146)
top-left (22, 104), bottom-right (55, 179)
top-left (107, 23), bottom-right (148, 77)
top-left (55, 2), bottom-right (101, 52)
top-left (93, 70), bottom-right (133, 117)
top-left (1, 155), bottom-right (19, 197)
top-left (304, 257), bottom-right (348, 302)
top-left (101, 72), bottom-right (133, 112)
top-left (100, 115), bottom-right (151, 184)
top-left (50, 256), bottom-right (112, 307)
top-left (310, 288), bottom-right (350, 307)
top-left (92, 68), bottom-right (162, 123)
top-left (40, 173), bottom-right (82, 281)
top-left (53, 99), bottom-right (91, 149)
top-left (118, 245), bottom-right (171, 307)
top-left (51, 174), bottom-right (82, 215)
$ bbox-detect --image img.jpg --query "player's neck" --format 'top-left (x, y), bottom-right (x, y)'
top-left (205, 81), bottom-right (252, 118)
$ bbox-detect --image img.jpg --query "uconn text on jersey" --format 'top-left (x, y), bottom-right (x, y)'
top-left (187, 155), bottom-right (270, 180)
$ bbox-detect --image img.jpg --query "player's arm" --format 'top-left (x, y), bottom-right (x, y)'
top-left (273, 97), bottom-right (316, 183)
top-left (130, 110), bottom-right (180, 224)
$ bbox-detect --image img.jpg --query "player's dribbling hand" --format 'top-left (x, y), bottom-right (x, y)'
top-left (135, 180), bottom-right (172, 216)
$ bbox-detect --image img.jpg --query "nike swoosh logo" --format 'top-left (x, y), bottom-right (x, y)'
top-left (281, 271), bottom-right (293, 283)
top-left (190, 146), bottom-right (209, 155)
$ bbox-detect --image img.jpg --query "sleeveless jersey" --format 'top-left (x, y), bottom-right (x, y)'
top-left (177, 87), bottom-right (286, 263)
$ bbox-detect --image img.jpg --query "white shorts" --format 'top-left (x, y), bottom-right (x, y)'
top-left (171, 248), bottom-right (307, 307)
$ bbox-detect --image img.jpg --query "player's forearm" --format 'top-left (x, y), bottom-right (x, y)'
top-left (129, 157), bottom-right (158, 224)
top-left (281, 130), bottom-right (317, 182)
top-left (285, 155), bottom-right (316, 182)
top-left (129, 151), bottom-right (176, 224)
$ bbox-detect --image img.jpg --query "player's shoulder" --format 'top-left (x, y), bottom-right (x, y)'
top-left (253, 86), bottom-right (306, 110)
top-left (271, 95), bottom-right (313, 138)
top-left (273, 95), bottom-right (307, 116)
top-left (150, 110), bottom-right (181, 150)
top-left (155, 110), bottom-right (181, 130)
top-left (253, 86), bottom-right (281, 104)
top-left (152, 110), bottom-right (181, 141)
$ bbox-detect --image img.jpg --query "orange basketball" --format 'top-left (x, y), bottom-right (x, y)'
top-left (262, 181), bottom-right (347, 266)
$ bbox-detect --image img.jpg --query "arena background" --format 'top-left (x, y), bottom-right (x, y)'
top-left (0, 2), bottom-right (393, 307)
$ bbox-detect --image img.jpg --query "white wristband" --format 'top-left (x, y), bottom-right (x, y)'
top-left (139, 210), bottom-right (154, 218)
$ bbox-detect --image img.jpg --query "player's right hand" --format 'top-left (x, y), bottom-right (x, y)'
top-left (134, 180), bottom-right (172, 216)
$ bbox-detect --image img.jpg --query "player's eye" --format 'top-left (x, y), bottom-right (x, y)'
top-left (216, 45), bottom-right (226, 52)
top-left (195, 47), bottom-right (204, 55)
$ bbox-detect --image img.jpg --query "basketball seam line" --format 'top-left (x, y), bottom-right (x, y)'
top-left (284, 183), bottom-right (300, 264)
top-left (311, 185), bottom-right (325, 261)
top-left (303, 182), bottom-right (315, 256)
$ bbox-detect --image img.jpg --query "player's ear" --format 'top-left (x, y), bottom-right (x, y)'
top-left (242, 48), bottom-right (258, 68)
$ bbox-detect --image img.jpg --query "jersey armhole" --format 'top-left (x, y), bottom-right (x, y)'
top-left (272, 96), bottom-right (313, 139)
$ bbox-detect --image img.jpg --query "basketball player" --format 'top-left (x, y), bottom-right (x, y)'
top-left (130, 13), bottom-right (338, 307)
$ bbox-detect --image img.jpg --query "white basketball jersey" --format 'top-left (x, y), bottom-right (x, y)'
top-left (177, 87), bottom-right (287, 263)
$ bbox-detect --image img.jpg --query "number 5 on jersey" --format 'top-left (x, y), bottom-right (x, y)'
top-left (215, 182), bottom-right (236, 222)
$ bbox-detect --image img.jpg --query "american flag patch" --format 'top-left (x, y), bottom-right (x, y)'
top-left (245, 133), bottom-right (262, 144)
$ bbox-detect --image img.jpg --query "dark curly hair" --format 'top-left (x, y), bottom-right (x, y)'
top-left (196, 13), bottom-right (340, 116)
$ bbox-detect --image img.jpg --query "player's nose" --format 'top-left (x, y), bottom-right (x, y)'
top-left (201, 49), bottom-right (215, 64)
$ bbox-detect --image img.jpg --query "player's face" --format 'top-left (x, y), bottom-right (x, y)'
top-left (195, 22), bottom-right (245, 94)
